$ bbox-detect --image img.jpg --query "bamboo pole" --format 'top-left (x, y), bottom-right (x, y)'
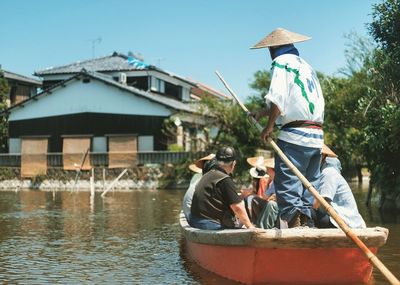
top-left (101, 168), bottom-right (128, 198)
top-left (215, 70), bottom-right (400, 285)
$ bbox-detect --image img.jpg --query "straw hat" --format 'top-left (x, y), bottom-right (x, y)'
top-left (251, 28), bottom-right (311, 49)
top-left (322, 144), bottom-right (338, 158)
top-left (194, 153), bottom-right (215, 169)
top-left (249, 156), bottom-right (269, 179)
top-left (247, 156), bottom-right (275, 169)
top-left (188, 163), bottom-right (202, 174)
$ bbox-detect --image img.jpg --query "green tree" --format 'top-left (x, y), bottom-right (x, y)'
top-left (364, 0), bottom-right (400, 203)
top-left (197, 95), bottom-right (266, 178)
top-left (0, 70), bottom-right (9, 152)
top-left (321, 33), bottom-right (374, 179)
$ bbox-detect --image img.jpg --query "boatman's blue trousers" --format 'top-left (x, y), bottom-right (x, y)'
top-left (274, 140), bottom-right (322, 223)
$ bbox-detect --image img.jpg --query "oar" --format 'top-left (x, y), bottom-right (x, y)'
top-left (215, 70), bottom-right (400, 285)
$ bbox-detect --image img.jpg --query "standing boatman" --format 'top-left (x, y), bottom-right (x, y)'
top-left (251, 28), bottom-right (325, 228)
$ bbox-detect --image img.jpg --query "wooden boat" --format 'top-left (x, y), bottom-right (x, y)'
top-left (180, 213), bottom-right (388, 284)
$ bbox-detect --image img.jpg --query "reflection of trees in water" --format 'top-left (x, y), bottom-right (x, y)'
top-left (350, 180), bottom-right (400, 225)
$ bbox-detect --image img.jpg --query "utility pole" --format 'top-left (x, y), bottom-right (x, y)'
top-left (91, 37), bottom-right (102, 58)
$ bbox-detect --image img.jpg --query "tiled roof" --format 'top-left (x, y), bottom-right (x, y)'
top-left (6, 69), bottom-right (198, 114)
top-left (3, 70), bottom-right (42, 86)
top-left (34, 51), bottom-right (228, 98)
top-left (35, 52), bottom-right (135, 75)
top-left (34, 51), bottom-right (196, 86)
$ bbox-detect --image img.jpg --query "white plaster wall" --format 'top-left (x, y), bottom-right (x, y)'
top-left (9, 79), bottom-right (172, 121)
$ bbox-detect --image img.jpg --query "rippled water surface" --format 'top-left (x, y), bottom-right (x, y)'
top-left (0, 182), bottom-right (398, 284)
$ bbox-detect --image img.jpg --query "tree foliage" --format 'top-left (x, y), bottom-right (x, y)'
top-left (198, 95), bottom-right (267, 178)
top-left (323, 0), bottom-right (400, 198)
top-left (365, 0), bottom-right (400, 197)
top-left (0, 70), bottom-right (9, 152)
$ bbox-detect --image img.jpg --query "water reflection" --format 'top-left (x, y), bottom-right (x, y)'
top-left (0, 183), bottom-right (398, 284)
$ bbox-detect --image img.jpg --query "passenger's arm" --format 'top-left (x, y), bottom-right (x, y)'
top-left (230, 201), bottom-right (255, 229)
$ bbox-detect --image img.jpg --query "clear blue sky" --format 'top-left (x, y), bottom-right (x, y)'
top-left (1, 0), bottom-right (380, 100)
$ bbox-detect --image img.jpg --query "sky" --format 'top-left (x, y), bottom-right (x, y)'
top-left (1, 0), bottom-right (381, 100)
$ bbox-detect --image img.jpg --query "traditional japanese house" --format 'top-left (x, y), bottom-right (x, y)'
top-left (4, 52), bottom-right (227, 176)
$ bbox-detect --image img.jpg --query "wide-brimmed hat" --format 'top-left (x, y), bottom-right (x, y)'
top-left (188, 164), bottom-right (202, 174)
top-left (251, 28), bottom-right (311, 49)
top-left (248, 156), bottom-right (270, 179)
top-left (322, 144), bottom-right (338, 158)
top-left (194, 153), bottom-right (215, 169)
top-left (247, 156), bottom-right (275, 169)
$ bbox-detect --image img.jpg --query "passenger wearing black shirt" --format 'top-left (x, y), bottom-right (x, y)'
top-left (190, 146), bottom-right (254, 230)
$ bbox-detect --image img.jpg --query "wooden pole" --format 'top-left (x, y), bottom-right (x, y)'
top-left (72, 148), bottom-right (90, 192)
top-left (215, 70), bottom-right (400, 285)
top-left (101, 168), bottom-right (128, 198)
top-left (90, 168), bottom-right (95, 211)
top-left (102, 168), bottom-right (106, 191)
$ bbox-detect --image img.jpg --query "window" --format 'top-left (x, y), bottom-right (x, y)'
top-left (165, 82), bottom-right (182, 99)
top-left (9, 138), bottom-right (21, 154)
top-left (138, 136), bottom-right (154, 151)
top-left (92, 137), bottom-right (107, 153)
top-left (156, 78), bottom-right (165, 93)
top-left (151, 77), bottom-right (165, 93)
top-left (127, 76), bottom-right (148, 90)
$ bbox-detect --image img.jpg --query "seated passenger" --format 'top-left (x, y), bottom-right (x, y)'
top-left (182, 154), bottom-right (215, 221)
top-left (244, 156), bottom-right (278, 229)
top-left (241, 156), bottom-right (270, 222)
top-left (313, 145), bottom-right (366, 229)
top-left (190, 146), bottom-right (254, 230)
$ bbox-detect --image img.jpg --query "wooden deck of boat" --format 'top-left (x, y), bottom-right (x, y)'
top-left (180, 212), bottom-right (388, 248)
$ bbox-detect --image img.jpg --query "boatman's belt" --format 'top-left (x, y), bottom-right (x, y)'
top-left (281, 120), bottom-right (323, 129)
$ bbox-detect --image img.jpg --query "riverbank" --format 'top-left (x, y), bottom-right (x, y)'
top-left (0, 166), bottom-right (167, 190)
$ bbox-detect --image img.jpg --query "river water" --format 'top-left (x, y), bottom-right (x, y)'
top-left (0, 182), bottom-right (398, 284)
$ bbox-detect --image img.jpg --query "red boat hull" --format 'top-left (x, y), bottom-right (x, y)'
top-left (186, 240), bottom-right (377, 284)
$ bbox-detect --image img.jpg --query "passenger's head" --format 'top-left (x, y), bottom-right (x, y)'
top-left (216, 146), bottom-right (237, 174)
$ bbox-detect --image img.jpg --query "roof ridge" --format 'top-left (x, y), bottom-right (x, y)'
top-left (35, 51), bottom-right (128, 74)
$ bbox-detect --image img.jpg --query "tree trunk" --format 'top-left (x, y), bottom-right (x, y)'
top-left (356, 164), bottom-right (363, 183)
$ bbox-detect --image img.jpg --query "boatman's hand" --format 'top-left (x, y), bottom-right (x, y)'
top-left (260, 126), bottom-right (273, 141)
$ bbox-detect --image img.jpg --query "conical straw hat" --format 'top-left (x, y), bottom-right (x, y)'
top-left (251, 28), bottom-right (311, 49)
top-left (322, 144), bottom-right (338, 158)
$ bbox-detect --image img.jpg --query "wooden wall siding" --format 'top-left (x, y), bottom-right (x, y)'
top-left (62, 137), bottom-right (91, 170)
top-left (108, 136), bottom-right (137, 168)
top-left (21, 138), bottom-right (48, 177)
top-left (9, 84), bottom-right (33, 105)
top-left (9, 113), bottom-right (168, 152)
